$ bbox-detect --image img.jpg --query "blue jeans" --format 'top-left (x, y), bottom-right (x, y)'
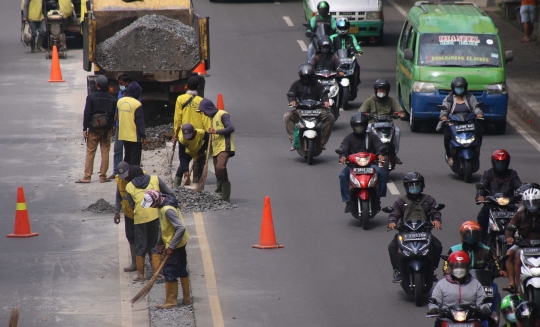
top-left (28, 20), bottom-right (46, 38)
top-left (307, 42), bottom-right (315, 62)
top-left (339, 164), bottom-right (387, 202)
top-left (113, 127), bottom-right (123, 174)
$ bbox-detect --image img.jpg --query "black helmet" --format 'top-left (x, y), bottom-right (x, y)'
top-left (451, 77), bottom-right (468, 95)
top-left (298, 63), bottom-right (315, 81)
top-left (318, 35), bottom-right (332, 50)
top-left (96, 75), bottom-right (109, 89)
top-left (374, 79), bottom-right (390, 99)
top-left (336, 18), bottom-right (350, 36)
top-left (317, 1), bottom-right (330, 17)
top-left (515, 301), bottom-right (540, 327)
top-left (403, 172), bottom-right (425, 195)
top-left (350, 112), bottom-right (369, 135)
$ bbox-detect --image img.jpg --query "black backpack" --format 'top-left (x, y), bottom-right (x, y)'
top-left (401, 194), bottom-right (428, 221)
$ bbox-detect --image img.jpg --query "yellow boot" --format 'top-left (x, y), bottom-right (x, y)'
top-left (156, 281), bottom-right (178, 309)
top-left (151, 254), bottom-right (164, 282)
top-left (133, 256), bottom-right (145, 281)
top-left (180, 277), bottom-right (191, 305)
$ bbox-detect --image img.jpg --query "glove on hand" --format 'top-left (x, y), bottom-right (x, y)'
top-left (428, 307), bottom-right (439, 315)
top-left (305, 31), bottom-right (312, 38)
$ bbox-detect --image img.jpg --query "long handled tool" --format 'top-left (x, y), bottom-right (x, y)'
top-left (131, 254), bottom-right (171, 304)
top-left (194, 137), bottom-right (212, 192)
top-left (181, 163), bottom-right (195, 187)
top-left (169, 125), bottom-right (182, 166)
top-left (9, 308), bottom-right (19, 327)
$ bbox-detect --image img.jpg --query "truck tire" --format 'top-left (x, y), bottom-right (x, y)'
top-left (494, 120), bottom-right (507, 135)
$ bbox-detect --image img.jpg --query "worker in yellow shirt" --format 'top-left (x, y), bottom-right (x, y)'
top-left (176, 123), bottom-right (209, 186)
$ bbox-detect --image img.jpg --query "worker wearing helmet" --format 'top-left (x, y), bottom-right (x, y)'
top-left (305, 1), bottom-right (336, 60)
top-left (515, 301), bottom-right (540, 327)
top-left (501, 294), bottom-right (524, 326)
top-left (505, 187), bottom-right (540, 295)
top-left (476, 149), bottom-right (522, 243)
top-left (330, 17), bottom-right (362, 99)
top-left (428, 251), bottom-right (491, 317)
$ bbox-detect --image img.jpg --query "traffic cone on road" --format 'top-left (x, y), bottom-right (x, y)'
top-left (217, 94), bottom-right (224, 110)
top-left (252, 197), bottom-right (283, 249)
top-left (48, 45), bottom-right (65, 83)
top-left (192, 61), bottom-right (208, 77)
top-left (7, 187), bottom-right (39, 238)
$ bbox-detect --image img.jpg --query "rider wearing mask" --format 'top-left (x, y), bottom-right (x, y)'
top-left (504, 188), bottom-right (540, 295)
top-left (330, 18), bottom-right (362, 98)
top-left (388, 172), bottom-right (443, 282)
top-left (476, 149), bottom-right (522, 243)
top-left (440, 77), bottom-right (484, 166)
top-left (359, 79), bottom-right (405, 164)
top-left (501, 294), bottom-right (524, 327)
top-left (515, 301), bottom-right (540, 327)
top-left (338, 113), bottom-right (388, 213)
top-left (309, 35), bottom-right (342, 73)
top-left (285, 63), bottom-right (333, 151)
top-left (305, 1), bottom-right (336, 60)
top-left (428, 251), bottom-right (491, 318)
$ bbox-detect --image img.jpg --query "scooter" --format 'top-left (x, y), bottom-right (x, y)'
top-left (368, 113), bottom-right (400, 173)
top-left (427, 300), bottom-right (495, 327)
top-left (336, 47), bottom-right (360, 111)
top-left (304, 23), bottom-right (332, 61)
top-left (335, 149), bottom-right (381, 230)
top-left (315, 69), bottom-right (340, 121)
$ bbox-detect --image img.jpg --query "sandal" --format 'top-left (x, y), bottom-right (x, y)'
top-left (522, 37), bottom-right (531, 42)
top-left (321, 144), bottom-right (326, 150)
top-left (75, 179), bottom-right (91, 184)
top-left (447, 157), bottom-right (453, 166)
top-left (503, 285), bottom-right (519, 294)
top-left (290, 146), bottom-right (296, 151)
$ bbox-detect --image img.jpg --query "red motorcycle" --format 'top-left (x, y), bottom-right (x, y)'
top-left (336, 149), bottom-right (381, 230)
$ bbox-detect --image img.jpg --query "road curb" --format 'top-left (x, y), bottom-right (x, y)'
top-left (507, 79), bottom-right (540, 132)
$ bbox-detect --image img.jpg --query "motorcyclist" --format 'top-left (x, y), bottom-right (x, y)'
top-left (338, 113), bottom-right (388, 213)
top-left (388, 172), bottom-right (443, 282)
top-left (504, 187), bottom-right (540, 295)
top-left (305, 1), bottom-right (336, 61)
top-left (309, 35), bottom-right (342, 73)
top-left (476, 149), bottom-right (522, 243)
top-left (501, 294), bottom-right (524, 327)
top-left (428, 251), bottom-right (491, 320)
top-left (358, 79), bottom-right (405, 164)
top-left (439, 77), bottom-right (484, 167)
top-left (330, 17), bottom-right (362, 98)
top-left (515, 301), bottom-right (540, 327)
top-left (285, 63), bottom-right (333, 151)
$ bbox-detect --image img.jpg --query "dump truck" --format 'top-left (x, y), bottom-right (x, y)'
top-left (81, 0), bottom-right (210, 113)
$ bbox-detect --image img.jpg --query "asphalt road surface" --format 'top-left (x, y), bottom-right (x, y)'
top-left (1, 0), bottom-right (540, 326)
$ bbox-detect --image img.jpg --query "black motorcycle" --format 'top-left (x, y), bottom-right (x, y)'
top-left (368, 113), bottom-right (400, 172)
top-left (428, 300), bottom-right (494, 327)
top-left (336, 47), bottom-right (361, 111)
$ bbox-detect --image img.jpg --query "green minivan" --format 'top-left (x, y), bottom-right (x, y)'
top-left (396, 1), bottom-right (513, 133)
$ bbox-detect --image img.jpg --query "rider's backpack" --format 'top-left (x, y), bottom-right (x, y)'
top-left (401, 194), bottom-right (429, 221)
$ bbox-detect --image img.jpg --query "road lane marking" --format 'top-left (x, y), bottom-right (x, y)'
top-left (388, 181), bottom-right (400, 195)
top-left (118, 222), bottom-right (133, 327)
top-left (297, 40), bottom-right (308, 52)
top-left (388, 0), bottom-right (408, 18)
top-left (508, 116), bottom-right (540, 152)
top-left (283, 16), bottom-right (294, 26)
top-left (194, 212), bottom-right (224, 327)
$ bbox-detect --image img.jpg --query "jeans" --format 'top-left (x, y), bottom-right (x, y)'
top-left (284, 109), bottom-right (335, 145)
top-left (339, 164), bottom-right (387, 202)
top-left (520, 5), bottom-right (537, 22)
top-left (307, 42), bottom-right (315, 62)
top-left (28, 20), bottom-right (46, 38)
top-left (113, 128), bottom-right (123, 174)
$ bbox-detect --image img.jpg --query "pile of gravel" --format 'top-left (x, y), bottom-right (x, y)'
top-left (145, 123), bottom-right (173, 150)
top-left (84, 198), bottom-right (115, 213)
top-left (176, 187), bottom-right (237, 212)
top-left (96, 15), bottom-right (199, 72)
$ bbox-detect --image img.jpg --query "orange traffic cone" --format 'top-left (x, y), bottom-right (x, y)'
top-left (217, 94), bottom-right (224, 110)
top-left (252, 197), bottom-right (283, 249)
top-left (7, 187), bottom-right (39, 238)
top-left (48, 45), bottom-right (65, 83)
top-left (193, 61), bottom-right (208, 77)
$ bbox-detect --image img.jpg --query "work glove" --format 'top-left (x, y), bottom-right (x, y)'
top-left (428, 307), bottom-right (439, 315)
top-left (305, 31), bottom-right (312, 38)
top-left (481, 305), bottom-right (491, 317)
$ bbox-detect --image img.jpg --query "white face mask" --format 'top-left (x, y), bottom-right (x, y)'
top-left (452, 268), bottom-right (467, 279)
top-left (376, 92), bottom-right (386, 98)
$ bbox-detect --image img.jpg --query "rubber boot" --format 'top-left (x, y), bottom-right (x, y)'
top-left (174, 175), bottom-right (181, 188)
top-left (215, 179), bottom-right (223, 196)
top-left (30, 36), bottom-right (37, 53)
top-left (221, 182), bottom-right (231, 203)
top-left (133, 256), bottom-right (145, 281)
top-left (36, 35), bottom-right (46, 52)
top-left (152, 254), bottom-right (164, 283)
top-left (180, 277), bottom-right (191, 305)
top-left (124, 244), bottom-right (137, 272)
top-left (156, 281), bottom-right (178, 309)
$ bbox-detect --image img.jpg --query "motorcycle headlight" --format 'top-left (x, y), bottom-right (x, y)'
top-left (412, 82), bottom-right (436, 93)
top-left (497, 197), bottom-right (510, 206)
top-left (328, 85), bottom-right (339, 98)
top-left (349, 173), bottom-right (361, 188)
top-left (356, 156), bottom-right (370, 166)
top-left (368, 173), bottom-right (378, 187)
top-left (305, 121), bottom-right (316, 129)
top-left (455, 135), bottom-right (475, 146)
top-left (487, 83), bottom-right (507, 95)
top-left (452, 310), bottom-right (468, 322)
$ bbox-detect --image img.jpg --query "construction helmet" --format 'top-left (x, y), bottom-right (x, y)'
top-left (459, 221), bottom-right (482, 246)
top-left (448, 250), bottom-right (471, 279)
top-left (491, 149), bottom-right (511, 173)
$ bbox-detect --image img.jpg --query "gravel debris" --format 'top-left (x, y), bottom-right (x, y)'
top-left (145, 123), bottom-right (174, 150)
top-left (176, 187), bottom-right (237, 212)
top-left (84, 198), bottom-right (115, 213)
top-left (96, 15), bottom-right (199, 72)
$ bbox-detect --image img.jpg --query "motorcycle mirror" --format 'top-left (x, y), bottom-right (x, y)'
top-left (506, 224), bottom-right (518, 232)
top-left (335, 149), bottom-right (344, 155)
top-left (323, 89), bottom-right (330, 94)
top-left (434, 204), bottom-right (445, 210)
top-left (302, 23), bottom-right (309, 28)
top-left (437, 105), bottom-right (446, 111)
top-left (475, 183), bottom-right (485, 191)
top-left (439, 255), bottom-right (449, 262)
top-left (381, 206), bottom-right (394, 213)
top-left (476, 101), bottom-right (484, 108)
top-left (286, 92), bottom-right (296, 98)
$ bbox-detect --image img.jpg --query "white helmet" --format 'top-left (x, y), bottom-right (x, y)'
top-left (523, 188), bottom-right (540, 214)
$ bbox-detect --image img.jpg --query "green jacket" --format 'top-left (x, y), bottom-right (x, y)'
top-left (307, 15), bottom-right (336, 33)
top-left (358, 95), bottom-right (403, 120)
top-left (330, 34), bottom-right (362, 53)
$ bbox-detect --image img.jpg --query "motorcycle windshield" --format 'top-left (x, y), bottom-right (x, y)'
top-left (450, 112), bottom-right (476, 122)
top-left (469, 269), bottom-right (492, 286)
top-left (337, 48), bottom-right (349, 59)
top-left (315, 23), bottom-right (332, 38)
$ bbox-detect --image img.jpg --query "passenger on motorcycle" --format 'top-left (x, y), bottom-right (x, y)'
top-left (388, 172), bottom-right (443, 282)
top-left (338, 113), bottom-right (388, 213)
top-left (515, 301), bottom-right (540, 327)
top-left (330, 18), bottom-right (362, 98)
top-left (501, 294), bottom-right (524, 327)
top-left (504, 188), bottom-right (540, 295)
top-left (305, 1), bottom-right (336, 60)
top-left (428, 251), bottom-right (491, 319)
top-left (358, 79), bottom-right (405, 164)
top-left (285, 63), bottom-right (333, 151)
top-left (439, 77), bottom-right (484, 167)
top-left (476, 149), bottom-right (522, 243)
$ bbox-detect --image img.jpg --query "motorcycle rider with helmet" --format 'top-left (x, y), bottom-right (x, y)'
top-left (305, 1), bottom-right (336, 61)
top-left (330, 17), bottom-right (362, 98)
top-left (338, 113), bottom-right (388, 213)
top-left (504, 187), bottom-right (540, 294)
top-left (501, 294), bottom-right (524, 327)
top-left (515, 301), bottom-right (540, 327)
top-left (309, 35), bottom-right (342, 73)
top-left (358, 79), bottom-right (405, 164)
top-left (285, 63), bottom-right (333, 151)
top-left (476, 149), bottom-right (522, 243)
top-left (388, 172), bottom-right (443, 282)
top-left (439, 77), bottom-right (484, 167)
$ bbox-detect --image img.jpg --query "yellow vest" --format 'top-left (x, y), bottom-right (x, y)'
top-left (117, 97), bottom-right (142, 142)
top-left (126, 176), bottom-right (160, 224)
top-left (115, 176), bottom-right (135, 219)
top-left (212, 110), bottom-right (235, 156)
top-left (179, 129), bottom-right (205, 159)
top-left (174, 94), bottom-right (210, 136)
top-left (27, 0), bottom-right (44, 21)
top-left (159, 205), bottom-right (190, 249)
top-left (59, 0), bottom-right (74, 18)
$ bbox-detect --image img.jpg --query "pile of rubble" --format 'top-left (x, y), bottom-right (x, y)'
top-left (84, 198), bottom-right (115, 214)
top-left (175, 187), bottom-right (237, 212)
top-left (144, 123), bottom-right (173, 150)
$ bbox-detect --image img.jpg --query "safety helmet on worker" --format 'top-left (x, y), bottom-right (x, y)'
top-left (460, 221), bottom-right (482, 246)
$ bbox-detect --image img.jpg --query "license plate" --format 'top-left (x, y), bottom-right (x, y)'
top-left (353, 168), bottom-right (374, 174)
top-left (491, 211), bottom-right (514, 218)
top-left (455, 124), bottom-right (475, 132)
top-left (524, 247), bottom-right (540, 255)
top-left (447, 324), bottom-right (475, 327)
top-left (299, 110), bottom-right (320, 116)
top-left (484, 286), bottom-right (494, 297)
top-left (349, 26), bottom-right (359, 34)
top-left (403, 232), bottom-right (428, 241)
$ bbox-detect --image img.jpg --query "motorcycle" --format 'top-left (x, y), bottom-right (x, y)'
top-left (427, 300), bottom-right (496, 327)
top-left (438, 103), bottom-right (484, 183)
top-left (315, 69), bottom-right (340, 121)
top-left (368, 113), bottom-right (400, 173)
top-left (505, 231), bottom-right (540, 307)
top-left (335, 149), bottom-right (381, 230)
top-left (304, 23), bottom-right (332, 61)
top-left (336, 47), bottom-right (361, 111)
top-left (383, 204), bottom-right (445, 306)
top-left (288, 92), bottom-right (326, 165)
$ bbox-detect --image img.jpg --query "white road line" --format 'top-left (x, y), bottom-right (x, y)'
top-left (283, 16), bottom-right (294, 27)
top-left (387, 0), bottom-right (408, 18)
top-left (508, 116), bottom-right (540, 152)
top-left (387, 181), bottom-right (400, 195)
top-left (297, 40), bottom-right (308, 52)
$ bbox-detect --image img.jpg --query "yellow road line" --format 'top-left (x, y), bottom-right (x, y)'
top-left (194, 212), bottom-right (224, 327)
top-left (118, 221), bottom-right (133, 327)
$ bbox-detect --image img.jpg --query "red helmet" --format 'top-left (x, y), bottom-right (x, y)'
top-left (448, 250), bottom-right (471, 279)
top-left (460, 221), bottom-right (482, 246)
top-left (491, 149), bottom-right (510, 173)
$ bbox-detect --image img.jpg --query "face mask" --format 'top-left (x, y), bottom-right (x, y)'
top-left (119, 85), bottom-right (126, 91)
top-left (452, 268), bottom-right (467, 279)
top-left (321, 48), bottom-right (329, 54)
top-left (408, 185), bottom-right (421, 194)
top-left (353, 126), bottom-right (366, 134)
top-left (376, 92), bottom-right (386, 98)
top-left (454, 87), bottom-right (465, 95)
top-left (506, 313), bottom-right (516, 323)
